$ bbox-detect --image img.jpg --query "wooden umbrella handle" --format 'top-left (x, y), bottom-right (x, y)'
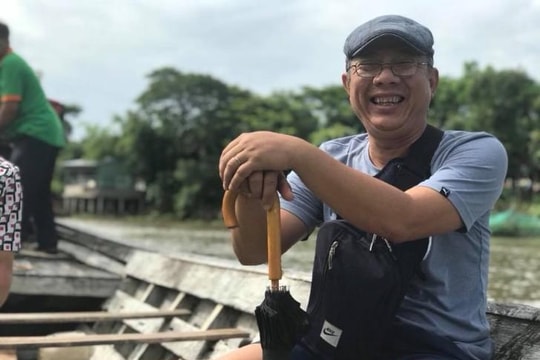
top-left (221, 190), bottom-right (239, 229)
top-left (266, 195), bottom-right (282, 289)
top-left (221, 190), bottom-right (282, 288)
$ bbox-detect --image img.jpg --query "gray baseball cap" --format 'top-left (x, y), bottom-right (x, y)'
top-left (343, 15), bottom-right (434, 59)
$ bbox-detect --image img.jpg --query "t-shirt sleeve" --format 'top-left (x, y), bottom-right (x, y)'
top-left (0, 159), bottom-right (22, 252)
top-left (0, 56), bottom-right (23, 102)
top-left (280, 170), bottom-right (322, 235)
top-left (279, 137), bottom-right (361, 236)
top-left (421, 132), bottom-right (508, 231)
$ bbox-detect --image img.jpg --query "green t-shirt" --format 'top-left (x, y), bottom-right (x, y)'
top-left (0, 51), bottom-right (65, 147)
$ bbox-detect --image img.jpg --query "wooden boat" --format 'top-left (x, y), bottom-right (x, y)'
top-left (5, 221), bottom-right (540, 360)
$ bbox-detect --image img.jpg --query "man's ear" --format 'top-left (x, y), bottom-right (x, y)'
top-left (429, 67), bottom-right (439, 97)
top-left (341, 73), bottom-right (351, 95)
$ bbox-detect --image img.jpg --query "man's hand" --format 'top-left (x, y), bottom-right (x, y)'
top-left (240, 171), bottom-right (293, 209)
top-left (219, 131), bottom-right (308, 192)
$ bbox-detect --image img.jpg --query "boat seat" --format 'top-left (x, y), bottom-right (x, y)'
top-left (2, 248), bottom-right (256, 359)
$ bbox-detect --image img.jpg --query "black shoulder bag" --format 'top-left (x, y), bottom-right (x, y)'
top-left (299, 125), bottom-right (444, 360)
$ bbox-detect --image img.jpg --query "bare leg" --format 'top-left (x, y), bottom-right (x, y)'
top-left (213, 343), bottom-right (262, 360)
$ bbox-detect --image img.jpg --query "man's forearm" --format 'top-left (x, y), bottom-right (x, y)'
top-left (230, 195), bottom-right (269, 265)
top-left (291, 144), bottom-right (418, 239)
top-left (0, 102), bottom-right (18, 129)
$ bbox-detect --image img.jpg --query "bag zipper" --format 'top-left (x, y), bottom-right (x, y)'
top-left (327, 240), bottom-right (339, 270)
top-left (369, 234), bottom-right (397, 260)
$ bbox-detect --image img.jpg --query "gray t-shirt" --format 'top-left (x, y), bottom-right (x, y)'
top-left (281, 130), bottom-right (508, 360)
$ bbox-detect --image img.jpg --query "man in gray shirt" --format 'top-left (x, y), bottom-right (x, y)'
top-left (218, 14), bottom-right (507, 360)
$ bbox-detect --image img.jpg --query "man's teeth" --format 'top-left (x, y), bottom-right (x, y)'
top-left (373, 96), bottom-right (402, 104)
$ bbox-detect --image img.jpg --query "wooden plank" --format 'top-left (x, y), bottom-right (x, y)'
top-left (56, 222), bottom-right (135, 264)
top-left (487, 302), bottom-right (540, 358)
top-left (88, 345), bottom-right (125, 360)
top-left (12, 250), bottom-right (122, 298)
top-left (101, 290), bottom-right (172, 334)
top-left (18, 249), bottom-right (71, 260)
top-left (125, 251), bottom-right (312, 315)
top-left (0, 309), bottom-right (190, 324)
top-left (161, 302), bottom-right (223, 359)
top-left (126, 292), bottom-right (187, 360)
top-left (103, 289), bottom-right (159, 313)
top-left (0, 328), bottom-right (250, 349)
top-left (157, 316), bottom-right (204, 359)
top-left (58, 241), bottom-right (125, 276)
top-left (487, 302), bottom-right (540, 321)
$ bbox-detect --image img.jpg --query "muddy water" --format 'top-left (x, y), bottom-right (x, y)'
top-left (489, 237), bottom-right (540, 306)
top-left (58, 218), bottom-right (540, 307)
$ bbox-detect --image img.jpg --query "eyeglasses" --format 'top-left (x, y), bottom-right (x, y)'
top-left (348, 61), bottom-right (430, 78)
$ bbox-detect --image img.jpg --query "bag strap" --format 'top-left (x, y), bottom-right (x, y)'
top-left (402, 124), bottom-right (444, 180)
top-left (374, 124), bottom-right (443, 190)
top-left (373, 125), bottom-right (444, 279)
top-left (335, 125), bottom-right (443, 221)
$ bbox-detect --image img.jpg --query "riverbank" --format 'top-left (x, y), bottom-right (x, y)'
top-left (490, 209), bottom-right (540, 236)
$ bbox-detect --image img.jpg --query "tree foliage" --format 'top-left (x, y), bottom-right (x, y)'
top-left (64, 62), bottom-right (540, 218)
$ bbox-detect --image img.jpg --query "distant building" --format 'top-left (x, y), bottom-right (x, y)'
top-left (61, 158), bottom-right (145, 215)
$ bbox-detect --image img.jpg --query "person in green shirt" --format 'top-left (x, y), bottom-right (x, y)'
top-left (0, 21), bottom-right (65, 254)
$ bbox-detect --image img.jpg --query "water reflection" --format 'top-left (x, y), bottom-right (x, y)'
top-left (489, 237), bottom-right (540, 306)
top-left (283, 236), bottom-right (540, 306)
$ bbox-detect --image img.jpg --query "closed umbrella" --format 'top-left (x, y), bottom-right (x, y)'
top-left (222, 190), bottom-right (309, 360)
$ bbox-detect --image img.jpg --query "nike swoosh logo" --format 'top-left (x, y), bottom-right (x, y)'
top-left (322, 328), bottom-right (337, 336)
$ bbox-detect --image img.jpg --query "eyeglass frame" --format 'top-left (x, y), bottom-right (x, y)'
top-left (346, 59), bottom-right (432, 78)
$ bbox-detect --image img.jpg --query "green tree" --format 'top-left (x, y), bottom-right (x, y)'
top-left (117, 68), bottom-right (253, 217)
top-left (66, 63), bottom-right (540, 217)
top-left (60, 103), bottom-right (82, 139)
top-left (230, 91), bottom-right (319, 138)
top-left (429, 76), bottom-right (466, 128)
top-left (457, 63), bottom-right (537, 183)
top-left (298, 86), bottom-right (359, 144)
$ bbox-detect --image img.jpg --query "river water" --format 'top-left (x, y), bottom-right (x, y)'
top-left (58, 218), bottom-right (540, 308)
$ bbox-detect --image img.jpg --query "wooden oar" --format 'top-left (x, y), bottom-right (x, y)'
top-left (0, 328), bottom-right (250, 349)
top-left (0, 309), bottom-right (190, 324)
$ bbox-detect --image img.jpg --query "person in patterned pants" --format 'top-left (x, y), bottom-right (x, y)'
top-left (0, 157), bottom-right (22, 307)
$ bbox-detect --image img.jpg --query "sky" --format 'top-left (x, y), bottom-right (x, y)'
top-left (3, 0), bottom-right (540, 139)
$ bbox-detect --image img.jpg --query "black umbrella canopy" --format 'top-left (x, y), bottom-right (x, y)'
top-left (256, 286), bottom-right (309, 360)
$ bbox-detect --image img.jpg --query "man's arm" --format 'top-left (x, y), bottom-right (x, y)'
top-left (221, 131), bottom-right (507, 244)
top-left (231, 194), bottom-right (308, 265)
top-left (214, 342), bottom-right (262, 360)
top-left (0, 101), bottom-right (19, 129)
top-left (0, 252), bottom-right (13, 307)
